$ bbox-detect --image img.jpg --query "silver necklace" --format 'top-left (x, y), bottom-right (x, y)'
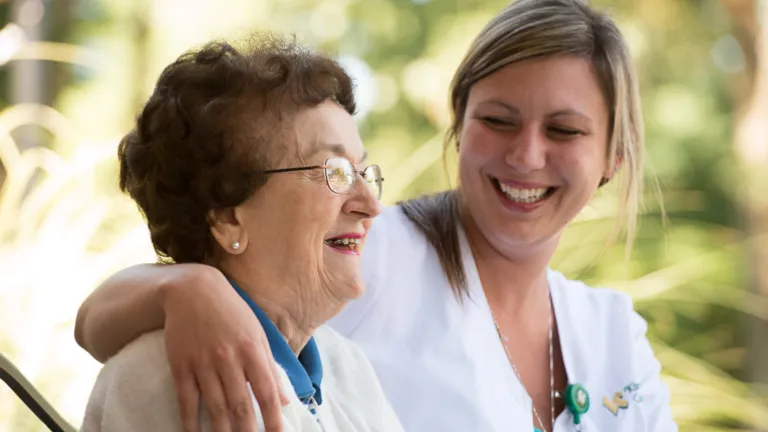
top-left (492, 290), bottom-right (555, 432)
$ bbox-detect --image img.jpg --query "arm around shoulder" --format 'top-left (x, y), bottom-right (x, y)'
top-left (75, 263), bottom-right (224, 362)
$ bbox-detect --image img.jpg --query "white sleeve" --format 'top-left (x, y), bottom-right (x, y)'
top-left (630, 309), bottom-right (678, 432)
top-left (326, 207), bottom-right (391, 337)
top-left (80, 331), bottom-right (214, 432)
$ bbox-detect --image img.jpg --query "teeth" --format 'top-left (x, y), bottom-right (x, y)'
top-left (498, 182), bottom-right (549, 203)
top-left (325, 237), bottom-right (361, 249)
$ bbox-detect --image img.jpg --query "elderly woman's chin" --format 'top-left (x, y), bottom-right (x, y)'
top-left (322, 246), bottom-right (366, 301)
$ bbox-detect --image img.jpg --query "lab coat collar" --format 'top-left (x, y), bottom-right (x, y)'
top-left (456, 223), bottom-right (596, 428)
top-left (457, 224), bottom-right (536, 428)
top-left (550, 270), bottom-right (604, 430)
top-left (550, 271), bottom-right (587, 385)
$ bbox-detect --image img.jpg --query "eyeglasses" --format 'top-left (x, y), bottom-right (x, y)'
top-left (264, 157), bottom-right (384, 200)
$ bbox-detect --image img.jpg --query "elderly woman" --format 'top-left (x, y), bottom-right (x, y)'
top-left (79, 36), bottom-right (401, 432)
top-left (77, 1), bottom-right (678, 431)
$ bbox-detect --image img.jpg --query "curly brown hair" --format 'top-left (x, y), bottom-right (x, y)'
top-left (118, 35), bottom-right (356, 264)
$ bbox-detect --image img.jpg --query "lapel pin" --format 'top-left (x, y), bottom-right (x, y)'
top-left (602, 392), bottom-right (629, 416)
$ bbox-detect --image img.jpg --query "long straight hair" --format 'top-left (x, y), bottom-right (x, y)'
top-left (400, 0), bottom-right (645, 299)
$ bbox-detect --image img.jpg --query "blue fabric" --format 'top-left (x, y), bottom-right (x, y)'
top-left (230, 280), bottom-right (323, 405)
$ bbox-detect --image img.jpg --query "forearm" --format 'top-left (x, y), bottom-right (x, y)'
top-left (75, 263), bottom-right (222, 362)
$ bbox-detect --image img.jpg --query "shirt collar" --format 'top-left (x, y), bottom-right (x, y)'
top-left (229, 280), bottom-right (323, 405)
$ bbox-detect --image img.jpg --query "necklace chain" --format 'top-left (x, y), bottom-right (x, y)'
top-left (492, 289), bottom-right (555, 432)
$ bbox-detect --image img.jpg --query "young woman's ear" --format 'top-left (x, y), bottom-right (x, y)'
top-left (599, 155), bottom-right (624, 187)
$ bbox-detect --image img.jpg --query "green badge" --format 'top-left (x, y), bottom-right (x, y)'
top-left (564, 383), bottom-right (590, 425)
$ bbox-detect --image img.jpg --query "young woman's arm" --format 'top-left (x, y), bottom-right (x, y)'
top-left (75, 263), bottom-right (287, 432)
top-left (75, 263), bottom-right (183, 361)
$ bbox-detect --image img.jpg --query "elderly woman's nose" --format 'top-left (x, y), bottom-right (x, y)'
top-left (346, 177), bottom-right (382, 218)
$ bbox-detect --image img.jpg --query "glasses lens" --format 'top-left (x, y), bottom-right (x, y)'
top-left (325, 157), bottom-right (355, 194)
top-left (363, 164), bottom-right (383, 199)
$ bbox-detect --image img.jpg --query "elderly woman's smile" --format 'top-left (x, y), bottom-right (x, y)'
top-left (78, 2), bottom-right (678, 429)
top-left (82, 37), bottom-right (403, 432)
top-left (200, 99), bottom-right (382, 323)
top-left (324, 233), bottom-right (364, 254)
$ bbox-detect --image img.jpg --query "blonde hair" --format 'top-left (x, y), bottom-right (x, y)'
top-left (400, 0), bottom-right (645, 297)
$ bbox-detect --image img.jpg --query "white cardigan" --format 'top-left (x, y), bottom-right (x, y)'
top-left (81, 325), bottom-right (403, 432)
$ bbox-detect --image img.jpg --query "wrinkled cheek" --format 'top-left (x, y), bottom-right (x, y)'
top-left (291, 244), bottom-right (322, 285)
top-left (319, 256), bottom-right (365, 300)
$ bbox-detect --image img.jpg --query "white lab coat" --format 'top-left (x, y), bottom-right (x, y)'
top-left (81, 326), bottom-right (404, 432)
top-left (328, 205), bottom-right (678, 432)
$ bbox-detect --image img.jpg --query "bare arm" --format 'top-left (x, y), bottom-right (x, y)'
top-left (75, 263), bottom-right (287, 432)
top-left (75, 263), bottom-right (211, 362)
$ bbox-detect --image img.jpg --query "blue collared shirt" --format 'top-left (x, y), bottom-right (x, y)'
top-left (230, 281), bottom-right (323, 407)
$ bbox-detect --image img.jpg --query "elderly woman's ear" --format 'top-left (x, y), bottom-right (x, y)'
top-left (209, 208), bottom-right (248, 254)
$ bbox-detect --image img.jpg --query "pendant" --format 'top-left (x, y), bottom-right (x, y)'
top-left (563, 383), bottom-right (590, 425)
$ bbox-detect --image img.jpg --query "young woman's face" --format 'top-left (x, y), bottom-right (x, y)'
top-left (458, 55), bottom-right (612, 253)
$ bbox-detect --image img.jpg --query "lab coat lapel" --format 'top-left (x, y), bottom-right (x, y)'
top-left (550, 270), bottom-right (599, 428)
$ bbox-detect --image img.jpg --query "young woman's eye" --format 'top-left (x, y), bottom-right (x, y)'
top-left (549, 126), bottom-right (582, 137)
top-left (480, 116), bottom-right (513, 127)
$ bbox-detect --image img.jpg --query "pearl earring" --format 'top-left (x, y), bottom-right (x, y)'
top-left (231, 241), bottom-right (240, 250)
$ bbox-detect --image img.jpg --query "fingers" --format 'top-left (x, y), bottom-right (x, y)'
top-left (268, 354), bottom-right (290, 406)
top-left (259, 337), bottom-right (288, 406)
top-left (243, 342), bottom-right (284, 432)
top-left (162, 280), bottom-right (285, 432)
top-left (198, 368), bottom-right (233, 432)
top-left (172, 366), bottom-right (202, 432)
top-left (219, 359), bottom-right (258, 432)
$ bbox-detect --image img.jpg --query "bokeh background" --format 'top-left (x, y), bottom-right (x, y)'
top-left (0, 0), bottom-right (767, 430)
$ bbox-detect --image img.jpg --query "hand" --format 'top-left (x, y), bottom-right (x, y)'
top-left (161, 265), bottom-right (289, 432)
